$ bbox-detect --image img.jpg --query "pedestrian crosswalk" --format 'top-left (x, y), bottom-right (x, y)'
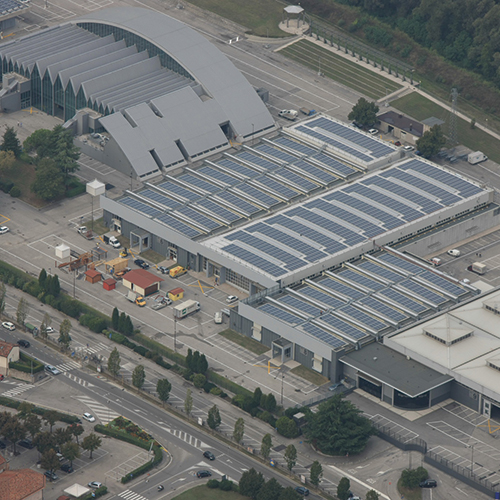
top-left (165, 428), bottom-right (209, 449)
top-left (75, 395), bottom-right (121, 425)
top-left (75, 342), bottom-right (108, 355)
top-left (55, 360), bottom-right (81, 372)
top-left (2, 383), bottom-right (35, 398)
top-left (63, 372), bottom-right (93, 387)
top-left (118, 490), bottom-right (148, 500)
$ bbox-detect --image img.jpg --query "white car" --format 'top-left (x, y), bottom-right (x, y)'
top-left (82, 412), bottom-right (96, 422)
top-left (1, 322), bottom-right (15, 331)
top-left (226, 295), bottom-right (238, 304)
top-left (447, 249), bottom-right (461, 257)
top-left (45, 365), bottom-right (61, 375)
top-left (404, 145), bottom-right (415, 151)
top-left (45, 326), bottom-right (55, 334)
top-left (0, 226), bottom-right (9, 234)
top-left (214, 311), bottom-right (222, 324)
top-left (88, 481), bottom-right (102, 489)
top-left (368, 128), bottom-right (378, 135)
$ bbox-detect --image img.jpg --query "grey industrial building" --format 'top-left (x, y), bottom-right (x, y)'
top-left (0, 7), bottom-right (275, 179)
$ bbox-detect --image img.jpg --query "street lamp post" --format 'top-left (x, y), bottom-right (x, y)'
top-left (280, 370), bottom-right (284, 405)
top-left (173, 317), bottom-right (177, 353)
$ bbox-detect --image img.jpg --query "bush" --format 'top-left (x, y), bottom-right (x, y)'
top-left (220, 479), bottom-right (233, 491)
top-left (79, 486), bottom-right (108, 500)
top-left (206, 370), bottom-right (253, 398)
top-left (207, 479), bottom-right (220, 489)
top-left (193, 373), bottom-right (206, 388)
top-left (133, 345), bottom-right (148, 357)
top-left (133, 333), bottom-right (187, 367)
top-left (0, 180), bottom-right (13, 193)
top-left (203, 381), bottom-right (217, 393)
top-left (210, 387), bottom-right (222, 396)
top-left (400, 467), bottom-right (428, 489)
top-left (9, 185), bottom-right (20, 197)
top-left (232, 394), bottom-right (256, 413)
top-left (276, 416), bottom-right (299, 438)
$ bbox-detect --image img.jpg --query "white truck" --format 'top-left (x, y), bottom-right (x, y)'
top-left (468, 151), bottom-right (488, 164)
top-left (472, 262), bottom-right (486, 275)
top-left (173, 299), bottom-right (200, 319)
top-left (103, 233), bottom-right (121, 248)
top-left (278, 109), bottom-right (298, 121)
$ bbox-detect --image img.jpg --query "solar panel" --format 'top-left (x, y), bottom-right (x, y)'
top-left (259, 303), bottom-right (304, 325)
top-left (299, 285), bottom-right (347, 309)
top-left (120, 196), bottom-right (162, 217)
top-left (214, 191), bottom-right (261, 216)
top-left (238, 151), bottom-right (280, 171)
top-left (337, 269), bottom-right (385, 291)
top-left (377, 288), bottom-right (428, 314)
top-left (221, 243), bottom-right (286, 277)
top-left (397, 280), bottom-right (447, 306)
top-left (278, 295), bottom-right (321, 317)
top-left (173, 206), bottom-right (221, 231)
top-left (156, 212), bottom-right (203, 238)
top-left (289, 160), bottom-right (339, 185)
top-left (157, 181), bottom-right (201, 202)
top-left (272, 167), bottom-right (318, 192)
top-left (357, 261), bottom-right (404, 283)
top-left (251, 176), bottom-right (299, 201)
top-left (256, 143), bottom-right (298, 163)
top-left (198, 166), bottom-right (240, 186)
top-left (194, 198), bottom-right (241, 223)
top-left (378, 254), bottom-right (425, 275)
top-left (176, 174), bottom-right (219, 194)
top-left (337, 305), bottom-right (388, 332)
top-left (417, 271), bottom-right (468, 297)
top-left (217, 158), bottom-right (260, 179)
top-left (301, 322), bottom-right (347, 349)
top-left (358, 297), bottom-right (408, 323)
top-left (139, 189), bottom-right (181, 210)
top-left (317, 277), bottom-right (365, 300)
top-left (318, 313), bottom-right (368, 340)
top-left (231, 184), bottom-right (280, 209)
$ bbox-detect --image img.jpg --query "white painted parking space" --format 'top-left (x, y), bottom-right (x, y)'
top-left (367, 414), bottom-right (419, 442)
top-left (74, 394), bottom-right (121, 424)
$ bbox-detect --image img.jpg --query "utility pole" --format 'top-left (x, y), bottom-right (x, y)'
top-left (173, 317), bottom-right (177, 353)
top-left (280, 370), bottom-right (284, 405)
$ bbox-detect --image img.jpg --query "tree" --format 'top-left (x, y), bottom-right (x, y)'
top-left (157, 378), bottom-right (172, 404)
top-left (261, 393), bottom-right (277, 413)
top-left (207, 405), bottom-right (221, 430)
top-left (348, 97), bottom-right (379, 127)
top-left (125, 315), bottom-right (133, 335)
top-left (118, 312), bottom-right (126, 334)
top-left (276, 416), bottom-right (299, 438)
top-left (1, 126), bottom-right (21, 158)
top-left (51, 125), bottom-right (80, 180)
top-left (112, 307), bottom-right (119, 330)
top-left (24, 414), bottom-right (42, 440)
top-left (54, 427), bottom-right (72, 447)
top-left (132, 365), bottom-right (145, 390)
top-left (38, 268), bottom-right (47, 290)
top-left (366, 490), bottom-right (379, 500)
top-left (59, 319), bottom-right (72, 350)
top-left (107, 347), bottom-right (121, 377)
top-left (470, 118), bottom-right (476, 129)
top-left (61, 441), bottom-right (81, 466)
top-left (18, 401), bottom-right (35, 419)
top-left (192, 351), bottom-right (201, 373)
top-left (309, 460), bottom-right (323, 486)
top-left (40, 312), bottom-right (51, 340)
top-left (47, 274), bottom-right (60, 296)
top-left (44, 410), bottom-right (59, 433)
top-left (23, 129), bottom-right (52, 156)
top-left (278, 487), bottom-right (301, 500)
top-left (3, 418), bottom-right (26, 454)
top-left (239, 468), bottom-right (265, 499)
top-left (33, 431), bottom-right (57, 454)
top-left (193, 373), bottom-right (206, 388)
top-left (233, 417), bottom-right (244, 444)
top-left (16, 297), bottom-right (29, 326)
top-left (400, 466), bottom-right (428, 489)
top-left (82, 432), bottom-right (102, 459)
top-left (184, 388), bottom-right (193, 416)
top-left (0, 150), bottom-right (15, 174)
top-left (198, 353), bottom-right (208, 374)
top-left (284, 444), bottom-right (297, 471)
top-left (256, 478), bottom-right (283, 500)
top-left (261, 433), bottom-right (272, 459)
top-left (41, 449), bottom-right (60, 473)
top-left (31, 158), bottom-right (65, 201)
top-left (415, 124), bottom-right (446, 158)
top-left (186, 349), bottom-right (193, 372)
top-left (69, 423), bottom-right (84, 445)
top-left (304, 394), bottom-right (375, 455)
top-left (253, 387), bottom-right (263, 406)
top-left (337, 477), bottom-right (351, 500)
top-left (0, 282), bottom-right (5, 318)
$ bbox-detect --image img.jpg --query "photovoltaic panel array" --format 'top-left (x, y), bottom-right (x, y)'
top-left (358, 297), bottom-right (409, 324)
top-left (258, 303), bottom-right (304, 325)
top-left (207, 158), bottom-right (486, 280)
top-left (336, 305), bottom-right (388, 332)
top-left (300, 323), bottom-right (348, 349)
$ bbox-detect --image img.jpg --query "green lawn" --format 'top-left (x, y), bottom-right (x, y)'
top-left (0, 160), bottom-right (45, 208)
top-left (397, 480), bottom-right (422, 500)
top-left (280, 39), bottom-right (402, 100)
top-left (219, 329), bottom-right (269, 355)
top-left (392, 92), bottom-right (500, 163)
top-left (290, 364), bottom-right (329, 386)
top-left (140, 249), bottom-right (166, 264)
top-left (82, 217), bottom-right (108, 235)
top-left (174, 485), bottom-right (245, 500)
top-left (185, 0), bottom-right (290, 37)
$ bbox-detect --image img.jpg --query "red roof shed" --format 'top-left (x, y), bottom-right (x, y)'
top-left (103, 278), bottom-right (116, 291)
top-left (123, 269), bottom-right (164, 296)
top-left (85, 269), bottom-right (102, 284)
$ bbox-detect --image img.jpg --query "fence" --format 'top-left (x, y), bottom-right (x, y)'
top-left (373, 421), bottom-right (499, 496)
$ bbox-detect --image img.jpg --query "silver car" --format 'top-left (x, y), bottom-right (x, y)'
top-left (45, 365), bottom-right (61, 375)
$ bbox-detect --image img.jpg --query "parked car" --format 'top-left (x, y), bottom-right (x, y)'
top-left (134, 259), bottom-right (149, 269)
top-left (18, 439), bottom-right (34, 449)
top-left (203, 451), bottom-right (215, 461)
top-left (1, 321), bottom-right (15, 331)
top-left (368, 128), bottom-right (378, 135)
top-left (88, 481), bottom-right (102, 489)
top-left (44, 471), bottom-right (59, 481)
top-left (45, 365), bottom-right (61, 375)
top-left (196, 470), bottom-right (212, 478)
top-left (226, 295), bottom-right (238, 304)
top-left (82, 412), bottom-right (95, 422)
top-left (0, 226), bottom-right (9, 234)
top-left (394, 141), bottom-right (402, 146)
top-left (404, 145), bottom-right (415, 151)
top-left (45, 326), bottom-right (55, 334)
top-left (17, 339), bottom-right (30, 348)
top-left (158, 266), bottom-right (169, 274)
top-left (419, 479), bottom-right (437, 488)
top-left (60, 464), bottom-right (74, 473)
top-left (214, 311), bottom-right (222, 324)
top-left (447, 249), bottom-right (461, 257)
top-left (295, 486), bottom-right (310, 496)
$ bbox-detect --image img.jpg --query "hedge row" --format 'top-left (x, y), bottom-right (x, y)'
top-left (207, 370), bottom-right (253, 399)
top-left (133, 333), bottom-right (187, 367)
top-left (95, 424), bottom-right (163, 483)
top-left (9, 352), bottom-right (44, 373)
top-left (0, 395), bottom-right (79, 423)
top-left (78, 485), bottom-right (107, 500)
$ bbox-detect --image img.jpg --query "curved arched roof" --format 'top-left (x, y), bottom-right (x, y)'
top-left (74, 7), bottom-right (275, 138)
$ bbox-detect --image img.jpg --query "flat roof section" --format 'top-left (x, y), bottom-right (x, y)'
top-left (340, 343), bottom-right (453, 397)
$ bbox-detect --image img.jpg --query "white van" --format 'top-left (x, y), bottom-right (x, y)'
top-left (214, 311), bottom-right (222, 324)
top-left (447, 249), bottom-right (461, 257)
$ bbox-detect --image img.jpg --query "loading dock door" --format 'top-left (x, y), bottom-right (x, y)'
top-left (359, 375), bottom-right (382, 399)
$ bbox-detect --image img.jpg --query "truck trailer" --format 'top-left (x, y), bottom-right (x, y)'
top-left (468, 151), bottom-right (488, 165)
top-left (173, 299), bottom-right (200, 319)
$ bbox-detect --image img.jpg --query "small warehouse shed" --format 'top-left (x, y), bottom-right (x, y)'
top-left (103, 278), bottom-right (116, 291)
top-left (105, 257), bottom-right (129, 274)
top-left (168, 287), bottom-right (184, 301)
top-left (85, 269), bottom-right (102, 284)
top-left (123, 269), bottom-right (164, 296)
top-left (377, 110), bottom-right (423, 145)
